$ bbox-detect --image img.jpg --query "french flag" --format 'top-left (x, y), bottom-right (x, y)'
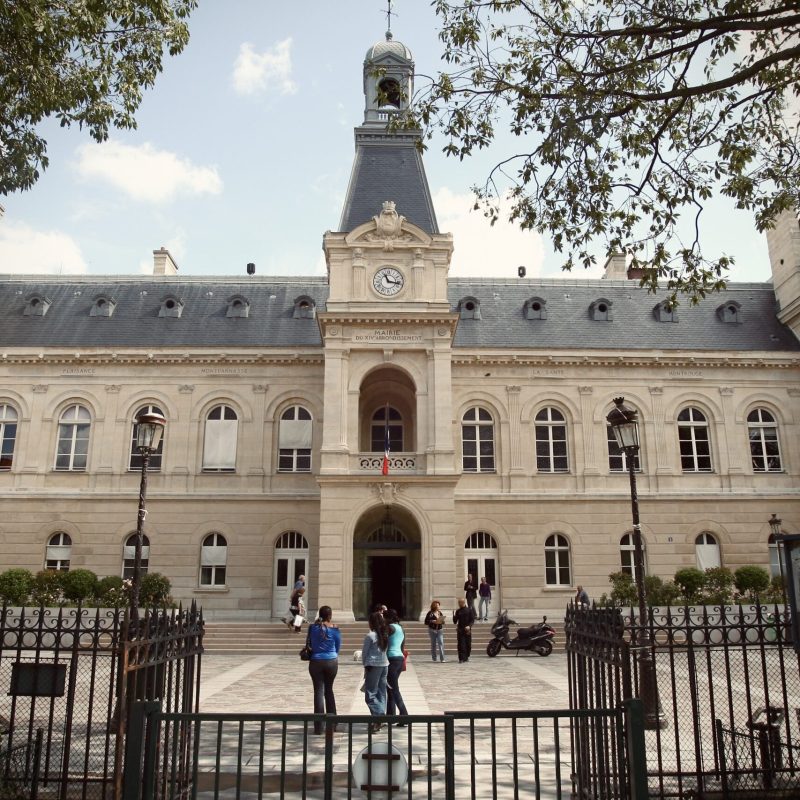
top-left (382, 406), bottom-right (390, 476)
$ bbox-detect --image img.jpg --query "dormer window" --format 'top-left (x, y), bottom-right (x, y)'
top-left (458, 297), bottom-right (481, 320)
top-left (23, 294), bottom-right (51, 317)
top-left (158, 295), bottom-right (183, 318)
top-left (90, 295), bottom-right (116, 317)
top-left (654, 300), bottom-right (678, 323)
top-left (524, 297), bottom-right (547, 320)
top-left (293, 296), bottom-right (316, 319)
top-left (717, 301), bottom-right (742, 323)
top-left (377, 78), bottom-right (401, 110)
top-left (226, 295), bottom-right (250, 318)
top-left (589, 298), bottom-right (613, 321)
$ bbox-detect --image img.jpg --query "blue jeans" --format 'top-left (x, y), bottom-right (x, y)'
top-left (428, 628), bottom-right (445, 661)
top-left (363, 665), bottom-right (388, 716)
top-left (386, 657), bottom-right (408, 716)
top-left (478, 596), bottom-right (490, 620)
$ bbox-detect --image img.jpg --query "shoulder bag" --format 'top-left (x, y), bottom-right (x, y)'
top-left (299, 627), bottom-right (313, 661)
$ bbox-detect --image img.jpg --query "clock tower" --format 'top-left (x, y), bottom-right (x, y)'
top-left (316, 32), bottom-right (459, 620)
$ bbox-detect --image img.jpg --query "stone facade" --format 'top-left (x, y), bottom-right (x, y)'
top-left (1, 34), bottom-right (799, 621)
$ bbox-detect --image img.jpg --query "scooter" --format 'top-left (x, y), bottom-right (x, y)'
top-left (486, 609), bottom-right (555, 657)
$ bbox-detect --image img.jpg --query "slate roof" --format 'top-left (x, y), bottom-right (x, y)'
top-left (0, 274), bottom-right (797, 353)
top-left (339, 137), bottom-right (439, 234)
top-left (447, 278), bottom-right (800, 352)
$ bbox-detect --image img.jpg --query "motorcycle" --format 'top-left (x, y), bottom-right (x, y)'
top-left (486, 609), bottom-right (555, 657)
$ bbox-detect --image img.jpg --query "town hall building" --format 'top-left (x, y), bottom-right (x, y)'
top-left (1, 33), bottom-right (799, 620)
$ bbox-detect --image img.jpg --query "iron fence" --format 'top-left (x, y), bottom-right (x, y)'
top-left (0, 602), bottom-right (203, 800)
top-left (566, 602), bottom-right (800, 798)
top-left (122, 702), bottom-right (646, 800)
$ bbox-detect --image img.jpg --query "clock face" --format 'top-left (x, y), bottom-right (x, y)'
top-left (372, 267), bottom-right (405, 296)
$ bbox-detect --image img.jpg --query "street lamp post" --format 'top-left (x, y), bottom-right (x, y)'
top-left (607, 396), bottom-right (664, 729)
top-left (130, 411), bottom-right (166, 628)
top-left (769, 513), bottom-right (787, 605)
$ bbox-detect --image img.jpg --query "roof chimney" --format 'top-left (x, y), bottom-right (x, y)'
top-left (602, 251), bottom-right (627, 279)
top-left (153, 247), bottom-right (178, 275)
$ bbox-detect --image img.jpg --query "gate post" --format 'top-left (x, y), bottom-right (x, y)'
top-left (123, 701), bottom-right (161, 800)
top-left (444, 715), bottom-right (456, 800)
top-left (623, 698), bottom-right (648, 800)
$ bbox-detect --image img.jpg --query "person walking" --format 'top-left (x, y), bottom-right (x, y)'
top-left (361, 611), bottom-right (390, 732)
top-left (424, 600), bottom-right (446, 662)
top-left (294, 574), bottom-right (306, 592)
top-left (384, 609), bottom-right (409, 725)
top-left (575, 585), bottom-right (590, 609)
top-left (307, 605), bottom-right (341, 735)
top-left (478, 577), bottom-right (492, 621)
top-left (463, 574), bottom-right (478, 618)
top-left (286, 586), bottom-right (306, 631)
top-left (453, 597), bottom-right (476, 663)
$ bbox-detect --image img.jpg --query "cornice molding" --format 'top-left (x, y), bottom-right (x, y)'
top-left (0, 350), bottom-right (325, 367)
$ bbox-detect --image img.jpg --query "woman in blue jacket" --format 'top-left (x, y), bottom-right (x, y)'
top-left (308, 605), bottom-right (341, 734)
top-left (361, 611), bottom-right (390, 731)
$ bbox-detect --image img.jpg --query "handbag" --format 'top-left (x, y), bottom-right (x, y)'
top-left (401, 648), bottom-right (409, 672)
top-left (299, 629), bottom-right (312, 661)
top-left (463, 625), bottom-right (471, 636)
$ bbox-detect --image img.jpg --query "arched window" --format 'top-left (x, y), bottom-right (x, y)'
top-left (619, 533), bottom-right (647, 576)
top-left (677, 407), bottom-right (712, 472)
top-left (378, 77), bottom-right (401, 109)
top-left (545, 534), bottom-right (572, 586)
top-left (276, 531), bottom-right (309, 550)
top-left (122, 534), bottom-right (150, 580)
top-left (46, 532), bottom-right (72, 571)
top-left (55, 404), bottom-right (91, 471)
top-left (202, 404), bottom-right (238, 471)
top-left (370, 406), bottom-right (403, 452)
top-left (748, 408), bottom-right (782, 472)
top-left (129, 404), bottom-right (165, 471)
top-left (461, 407), bottom-right (495, 472)
top-left (695, 532), bottom-right (721, 570)
top-left (535, 407), bottom-right (568, 472)
top-left (200, 533), bottom-right (227, 587)
top-left (0, 404), bottom-right (18, 470)
top-left (278, 405), bottom-right (312, 472)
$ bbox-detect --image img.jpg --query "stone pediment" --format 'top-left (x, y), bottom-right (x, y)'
top-left (345, 201), bottom-right (432, 250)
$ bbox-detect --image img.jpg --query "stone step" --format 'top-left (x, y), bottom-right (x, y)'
top-left (202, 622), bottom-right (565, 655)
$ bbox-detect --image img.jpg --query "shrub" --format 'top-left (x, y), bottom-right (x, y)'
top-left (674, 567), bottom-right (705, 601)
top-left (31, 570), bottom-right (65, 606)
top-left (139, 573), bottom-right (171, 606)
top-left (700, 566), bottom-right (735, 605)
top-left (61, 569), bottom-right (98, 602)
top-left (734, 565), bottom-right (771, 600)
top-left (97, 576), bottom-right (131, 607)
top-left (607, 571), bottom-right (637, 606)
top-left (645, 576), bottom-right (682, 607)
top-left (763, 575), bottom-right (785, 604)
top-left (0, 568), bottom-right (34, 605)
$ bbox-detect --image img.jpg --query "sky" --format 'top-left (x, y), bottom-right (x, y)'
top-left (0, 1), bottom-right (774, 284)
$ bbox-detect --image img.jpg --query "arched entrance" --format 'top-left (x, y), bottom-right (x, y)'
top-left (353, 506), bottom-right (421, 620)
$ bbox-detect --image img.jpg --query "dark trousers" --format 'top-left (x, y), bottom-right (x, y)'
top-left (457, 628), bottom-right (472, 662)
top-left (308, 658), bottom-right (338, 733)
top-left (386, 656), bottom-right (408, 716)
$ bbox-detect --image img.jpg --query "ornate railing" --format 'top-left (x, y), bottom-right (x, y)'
top-left (357, 453), bottom-right (417, 472)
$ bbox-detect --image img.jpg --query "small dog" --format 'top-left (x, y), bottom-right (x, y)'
top-left (353, 649), bottom-right (362, 662)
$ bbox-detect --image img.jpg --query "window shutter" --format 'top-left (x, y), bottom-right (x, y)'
top-left (696, 544), bottom-right (721, 571)
top-left (204, 419), bottom-right (238, 468)
top-left (202, 546), bottom-right (227, 566)
top-left (279, 419), bottom-right (312, 449)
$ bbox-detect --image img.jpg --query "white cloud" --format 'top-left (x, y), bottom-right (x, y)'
top-left (433, 188), bottom-right (545, 278)
top-left (0, 220), bottom-right (87, 274)
top-left (75, 141), bottom-right (223, 204)
top-left (232, 39), bottom-right (297, 96)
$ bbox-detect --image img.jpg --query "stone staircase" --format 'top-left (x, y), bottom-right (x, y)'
top-left (202, 620), bottom-right (565, 656)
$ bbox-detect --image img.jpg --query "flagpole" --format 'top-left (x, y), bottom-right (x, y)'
top-left (382, 403), bottom-right (390, 476)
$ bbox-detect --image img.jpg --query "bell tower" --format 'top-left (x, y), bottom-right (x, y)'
top-left (766, 209), bottom-right (800, 340)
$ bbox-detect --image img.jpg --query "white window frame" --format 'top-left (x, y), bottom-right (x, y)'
top-left (0, 403), bottom-right (18, 471)
top-left (202, 404), bottom-right (238, 472)
top-left (544, 533), bottom-right (572, 586)
top-left (200, 532), bottom-right (228, 586)
top-left (46, 532), bottom-right (72, 571)
top-left (677, 407), bottom-right (713, 472)
top-left (535, 407), bottom-right (569, 473)
top-left (122, 534), bottom-right (150, 579)
top-left (55, 404), bottom-right (91, 471)
top-left (461, 407), bottom-right (495, 473)
top-left (695, 531), bottom-right (721, 570)
top-left (278, 405), bottom-right (312, 473)
top-left (620, 533), bottom-right (647, 577)
top-left (747, 408), bottom-right (782, 472)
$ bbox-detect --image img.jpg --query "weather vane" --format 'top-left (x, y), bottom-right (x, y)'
top-left (384, 0), bottom-right (396, 33)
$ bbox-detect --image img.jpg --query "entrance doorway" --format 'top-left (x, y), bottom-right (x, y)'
top-left (369, 556), bottom-right (404, 615)
top-left (353, 507), bottom-right (421, 620)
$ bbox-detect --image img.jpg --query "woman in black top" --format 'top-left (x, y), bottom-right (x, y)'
top-left (463, 574), bottom-right (477, 618)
